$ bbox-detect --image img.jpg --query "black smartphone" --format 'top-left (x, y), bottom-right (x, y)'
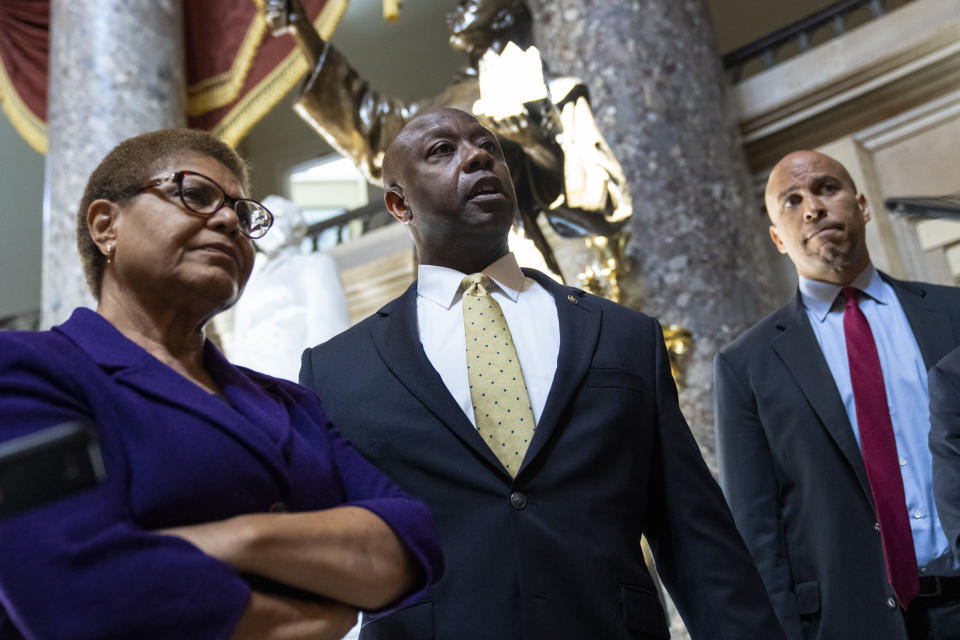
top-left (0, 420), bottom-right (105, 519)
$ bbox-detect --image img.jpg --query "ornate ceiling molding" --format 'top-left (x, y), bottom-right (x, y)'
top-left (731, 0), bottom-right (960, 171)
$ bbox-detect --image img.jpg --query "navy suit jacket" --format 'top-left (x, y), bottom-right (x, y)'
top-left (930, 344), bottom-right (960, 562)
top-left (0, 308), bottom-right (442, 639)
top-left (300, 269), bottom-right (784, 640)
top-left (715, 273), bottom-right (960, 640)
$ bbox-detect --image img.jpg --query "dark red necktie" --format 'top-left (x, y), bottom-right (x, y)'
top-left (843, 287), bottom-right (919, 609)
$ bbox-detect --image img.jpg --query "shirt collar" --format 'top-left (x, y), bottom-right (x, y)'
top-left (798, 263), bottom-right (886, 322)
top-left (417, 253), bottom-right (525, 310)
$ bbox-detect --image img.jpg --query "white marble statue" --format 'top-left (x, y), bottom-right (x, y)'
top-left (232, 196), bottom-right (349, 382)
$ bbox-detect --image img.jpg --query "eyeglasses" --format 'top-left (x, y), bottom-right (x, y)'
top-left (138, 170), bottom-right (274, 239)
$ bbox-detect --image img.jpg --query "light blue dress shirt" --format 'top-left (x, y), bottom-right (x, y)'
top-left (799, 265), bottom-right (960, 577)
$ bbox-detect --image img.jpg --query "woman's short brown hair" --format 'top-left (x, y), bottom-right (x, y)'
top-left (75, 128), bottom-right (250, 298)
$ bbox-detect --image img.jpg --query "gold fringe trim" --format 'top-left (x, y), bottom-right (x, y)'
top-left (317, 0), bottom-right (349, 40)
top-left (0, 55), bottom-right (47, 153)
top-left (187, 0), bottom-right (268, 116)
top-left (213, 0), bottom-right (349, 146)
top-left (188, 0), bottom-right (348, 117)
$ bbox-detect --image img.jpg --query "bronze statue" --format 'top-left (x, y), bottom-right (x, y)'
top-left (266, 0), bottom-right (631, 278)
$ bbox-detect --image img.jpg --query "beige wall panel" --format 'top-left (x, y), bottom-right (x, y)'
top-left (916, 221), bottom-right (960, 252)
top-left (869, 112), bottom-right (960, 283)
top-left (871, 113), bottom-right (960, 196)
top-left (325, 222), bottom-right (415, 323)
top-left (339, 250), bottom-right (415, 324)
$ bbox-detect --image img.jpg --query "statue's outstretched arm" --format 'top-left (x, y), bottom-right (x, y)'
top-left (268, 0), bottom-right (414, 184)
top-left (293, 45), bottom-right (415, 184)
top-left (265, 0), bottom-right (327, 72)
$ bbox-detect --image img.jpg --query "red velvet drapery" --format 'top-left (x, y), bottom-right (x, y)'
top-left (0, 0), bottom-right (346, 153)
top-left (0, 0), bottom-right (47, 151)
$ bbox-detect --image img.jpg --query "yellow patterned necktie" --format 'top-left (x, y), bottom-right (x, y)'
top-left (461, 273), bottom-right (536, 477)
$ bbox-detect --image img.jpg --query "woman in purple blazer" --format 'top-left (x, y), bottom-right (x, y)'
top-left (0, 129), bottom-right (442, 639)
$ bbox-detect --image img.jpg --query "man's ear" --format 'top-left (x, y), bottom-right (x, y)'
top-left (858, 193), bottom-right (872, 223)
top-left (769, 225), bottom-right (787, 254)
top-left (87, 199), bottom-right (119, 254)
top-left (384, 187), bottom-right (410, 223)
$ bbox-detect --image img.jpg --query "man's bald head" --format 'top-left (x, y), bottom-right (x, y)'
top-left (764, 149), bottom-right (871, 285)
top-left (764, 150), bottom-right (857, 221)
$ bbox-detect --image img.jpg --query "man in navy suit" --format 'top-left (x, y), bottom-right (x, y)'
top-left (715, 150), bottom-right (960, 640)
top-left (300, 107), bottom-right (783, 639)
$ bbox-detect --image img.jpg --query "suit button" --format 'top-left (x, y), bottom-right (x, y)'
top-left (268, 502), bottom-right (289, 513)
top-left (510, 491), bottom-right (527, 510)
top-left (886, 596), bottom-right (897, 609)
top-left (873, 522), bottom-right (880, 532)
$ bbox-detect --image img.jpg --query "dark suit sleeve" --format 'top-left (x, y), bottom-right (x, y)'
top-left (643, 321), bottom-right (786, 640)
top-left (714, 350), bottom-right (802, 640)
top-left (929, 348), bottom-right (960, 561)
top-left (0, 334), bottom-right (250, 639)
top-left (300, 347), bottom-right (317, 389)
top-left (297, 347), bottom-right (444, 611)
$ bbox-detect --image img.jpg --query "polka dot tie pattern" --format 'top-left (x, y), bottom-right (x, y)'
top-left (461, 273), bottom-right (536, 477)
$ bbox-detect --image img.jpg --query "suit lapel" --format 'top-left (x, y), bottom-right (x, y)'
top-left (888, 275), bottom-right (956, 369)
top-left (519, 270), bottom-right (601, 473)
top-left (56, 309), bottom-right (290, 481)
top-left (367, 284), bottom-right (508, 474)
top-left (771, 296), bottom-right (873, 500)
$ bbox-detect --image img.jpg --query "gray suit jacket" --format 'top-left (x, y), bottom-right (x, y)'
top-left (715, 272), bottom-right (960, 640)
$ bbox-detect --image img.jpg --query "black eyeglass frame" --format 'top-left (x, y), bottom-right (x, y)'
top-left (137, 170), bottom-right (274, 239)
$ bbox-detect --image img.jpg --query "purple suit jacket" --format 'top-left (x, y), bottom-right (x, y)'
top-left (0, 308), bottom-right (442, 639)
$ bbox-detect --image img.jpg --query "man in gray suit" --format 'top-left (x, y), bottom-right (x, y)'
top-left (715, 150), bottom-right (960, 640)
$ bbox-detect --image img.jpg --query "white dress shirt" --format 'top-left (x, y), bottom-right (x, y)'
top-left (416, 253), bottom-right (560, 427)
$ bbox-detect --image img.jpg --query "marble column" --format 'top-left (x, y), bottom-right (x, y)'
top-left (527, 0), bottom-right (794, 469)
top-left (42, 0), bottom-right (186, 327)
